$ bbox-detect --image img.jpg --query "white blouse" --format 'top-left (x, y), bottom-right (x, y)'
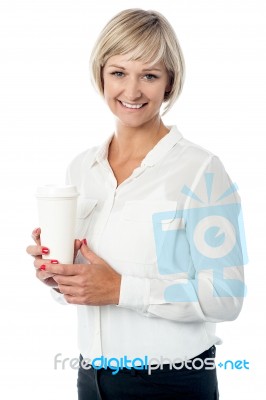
top-left (52, 125), bottom-right (246, 366)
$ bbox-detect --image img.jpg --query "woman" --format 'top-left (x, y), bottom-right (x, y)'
top-left (27, 8), bottom-right (246, 400)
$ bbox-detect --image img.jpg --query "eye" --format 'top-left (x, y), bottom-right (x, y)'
top-left (144, 74), bottom-right (158, 81)
top-left (111, 71), bottom-right (125, 78)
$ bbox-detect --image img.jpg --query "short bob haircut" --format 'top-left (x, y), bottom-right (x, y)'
top-left (90, 8), bottom-right (185, 114)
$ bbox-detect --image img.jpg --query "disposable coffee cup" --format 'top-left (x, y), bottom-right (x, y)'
top-left (36, 185), bottom-right (79, 264)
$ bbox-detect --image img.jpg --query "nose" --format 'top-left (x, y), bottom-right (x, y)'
top-left (124, 77), bottom-right (142, 101)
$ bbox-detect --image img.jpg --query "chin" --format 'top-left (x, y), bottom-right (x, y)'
top-left (115, 111), bottom-right (160, 129)
top-left (118, 118), bottom-right (152, 129)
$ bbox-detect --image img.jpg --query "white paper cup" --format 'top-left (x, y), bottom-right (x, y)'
top-left (36, 185), bottom-right (79, 264)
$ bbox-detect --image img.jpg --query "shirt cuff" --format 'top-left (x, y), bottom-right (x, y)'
top-left (117, 275), bottom-right (150, 314)
top-left (50, 288), bottom-right (68, 305)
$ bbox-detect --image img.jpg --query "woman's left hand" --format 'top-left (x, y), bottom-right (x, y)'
top-left (40, 240), bottom-right (121, 306)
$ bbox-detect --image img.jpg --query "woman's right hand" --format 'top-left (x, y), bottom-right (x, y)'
top-left (26, 227), bottom-right (59, 288)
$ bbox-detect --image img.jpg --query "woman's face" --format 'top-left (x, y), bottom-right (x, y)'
top-left (102, 54), bottom-right (171, 129)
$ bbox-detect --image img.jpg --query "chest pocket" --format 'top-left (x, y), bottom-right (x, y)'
top-left (112, 201), bottom-right (179, 265)
top-left (75, 197), bottom-right (98, 238)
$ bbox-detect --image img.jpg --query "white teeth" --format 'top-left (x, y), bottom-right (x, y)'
top-left (121, 101), bottom-right (144, 109)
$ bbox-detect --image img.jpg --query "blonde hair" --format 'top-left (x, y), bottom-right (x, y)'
top-left (90, 8), bottom-right (185, 114)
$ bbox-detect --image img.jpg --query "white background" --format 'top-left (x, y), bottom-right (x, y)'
top-left (0, 0), bottom-right (265, 398)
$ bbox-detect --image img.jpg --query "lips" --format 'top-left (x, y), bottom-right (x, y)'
top-left (119, 100), bottom-right (147, 109)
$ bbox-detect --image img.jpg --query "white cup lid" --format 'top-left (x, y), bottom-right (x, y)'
top-left (36, 185), bottom-right (79, 198)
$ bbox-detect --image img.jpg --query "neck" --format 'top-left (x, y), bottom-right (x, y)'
top-left (110, 117), bottom-right (169, 161)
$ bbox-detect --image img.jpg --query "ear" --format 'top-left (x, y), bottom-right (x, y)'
top-left (164, 86), bottom-right (172, 100)
top-left (164, 75), bottom-right (173, 99)
top-left (165, 81), bottom-right (172, 93)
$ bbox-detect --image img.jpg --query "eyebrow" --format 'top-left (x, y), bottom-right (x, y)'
top-left (107, 64), bottom-right (162, 72)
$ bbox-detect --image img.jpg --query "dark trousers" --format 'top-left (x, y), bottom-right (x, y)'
top-left (77, 346), bottom-right (219, 400)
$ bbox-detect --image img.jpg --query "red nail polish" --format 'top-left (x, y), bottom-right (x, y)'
top-left (42, 247), bottom-right (49, 254)
top-left (51, 260), bottom-right (59, 264)
top-left (40, 265), bottom-right (46, 271)
top-left (82, 238), bottom-right (87, 245)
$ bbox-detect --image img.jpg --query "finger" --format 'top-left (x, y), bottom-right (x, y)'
top-left (56, 283), bottom-right (77, 296)
top-left (26, 244), bottom-right (48, 257)
top-left (80, 240), bottom-right (102, 264)
top-left (31, 227), bottom-right (41, 245)
top-left (36, 270), bottom-right (59, 288)
top-left (43, 262), bottom-right (81, 276)
top-left (75, 239), bottom-right (82, 252)
top-left (36, 269), bottom-right (56, 281)
top-left (53, 274), bottom-right (78, 286)
top-left (74, 239), bottom-right (82, 260)
top-left (34, 258), bottom-right (59, 270)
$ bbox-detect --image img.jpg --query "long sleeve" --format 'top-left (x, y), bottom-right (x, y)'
top-left (118, 156), bottom-right (247, 323)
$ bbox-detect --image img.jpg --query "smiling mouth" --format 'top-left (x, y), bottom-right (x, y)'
top-left (119, 100), bottom-right (147, 109)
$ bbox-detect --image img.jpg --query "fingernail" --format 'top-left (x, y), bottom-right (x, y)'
top-left (82, 238), bottom-right (87, 245)
top-left (40, 265), bottom-right (46, 271)
top-left (42, 247), bottom-right (49, 254)
top-left (33, 228), bottom-right (40, 234)
top-left (51, 260), bottom-right (59, 264)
